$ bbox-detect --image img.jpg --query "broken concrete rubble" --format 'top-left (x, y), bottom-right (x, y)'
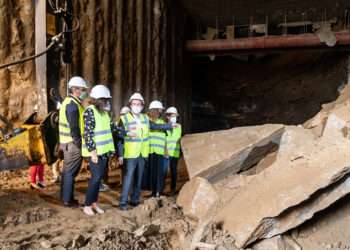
top-left (215, 135), bottom-right (350, 248)
top-left (252, 235), bottom-right (301, 250)
top-left (266, 175), bottom-right (350, 240)
top-left (181, 124), bottom-right (285, 182)
top-left (177, 177), bottom-right (219, 221)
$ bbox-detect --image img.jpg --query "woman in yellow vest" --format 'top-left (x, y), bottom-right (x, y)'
top-left (81, 85), bottom-right (115, 216)
top-left (164, 107), bottom-right (182, 195)
top-left (145, 100), bottom-right (167, 197)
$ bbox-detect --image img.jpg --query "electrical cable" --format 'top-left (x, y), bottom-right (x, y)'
top-left (0, 18), bottom-right (79, 70)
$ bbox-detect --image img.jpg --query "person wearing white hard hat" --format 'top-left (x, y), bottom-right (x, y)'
top-left (143, 100), bottom-right (167, 197)
top-left (59, 76), bottom-right (88, 208)
top-left (81, 84), bottom-right (115, 216)
top-left (117, 93), bottom-right (174, 210)
top-left (163, 106), bottom-right (182, 195)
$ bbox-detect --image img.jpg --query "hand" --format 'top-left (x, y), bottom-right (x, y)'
top-left (127, 131), bottom-right (137, 138)
top-left (171, 123), bottom-right (178, 128)
top-left (91, 150), bottom-right (98, 164)
top-left (118, 157), bottom-right (124, 165)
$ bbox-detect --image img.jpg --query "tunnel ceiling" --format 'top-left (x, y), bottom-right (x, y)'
top-left (181, 0), bottom-right (350, 26)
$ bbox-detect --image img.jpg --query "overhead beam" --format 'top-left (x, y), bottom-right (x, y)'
top-left (186, 32), bottom-right (350, 55)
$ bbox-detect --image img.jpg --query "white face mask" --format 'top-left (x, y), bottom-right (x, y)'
top-left (104, 101), bottom-right (111, 111)
top-left (131, 105), bottom-right (143, 114)
top-left (170, 116), bottom-right (177, 124)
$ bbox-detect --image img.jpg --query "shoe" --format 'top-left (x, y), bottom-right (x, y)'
top-left (70, 199), bottom-right (80, 206)
top-left (83, 206), bottom-right (95, 216)
top-left (63, 201), bottom-right (80, 208)
top-left (118, 205), bottom-right (128, 211)
top-left (30, 183), bottom-right (41, 190)
top-left (129, 201), bottom-right (140, 207)
top-left (93, 205), bottom-right (105, 214)
top-left (99, 183), bottom-right (110, 192)
top-left (52, 176), bottom-right (60, 184)
top-left (37, 182), bottom-right (46, 189)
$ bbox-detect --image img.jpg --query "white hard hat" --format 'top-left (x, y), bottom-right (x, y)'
top-left (68, 76), bottom-right (88, 89)
top-left (129, 92), bottom-right (144, 103)
top-left (165, 106), bottom-right (179, 115)
top-left (90, 85), bottom-right (112, 99)
top-left (120, 106), bottom-right (131, 115)
top-left (149, 100), bottom-right (164, 110)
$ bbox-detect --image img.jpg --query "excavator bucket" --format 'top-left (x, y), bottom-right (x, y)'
top-left (0, 112), bottom-right (59, 171)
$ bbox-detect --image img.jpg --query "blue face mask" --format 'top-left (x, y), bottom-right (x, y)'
top-left (79, 91), bottom-right (88, 100)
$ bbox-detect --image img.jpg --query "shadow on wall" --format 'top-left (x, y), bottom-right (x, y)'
top-left (191, 51), bottom-right (349, 133)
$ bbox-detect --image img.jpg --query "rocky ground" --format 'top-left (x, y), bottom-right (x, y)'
top-left (0, 183), bottom-right (194, 250)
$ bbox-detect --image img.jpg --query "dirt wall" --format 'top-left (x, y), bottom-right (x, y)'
top-left (69, 0), bottom-right (190, 128)
top-left (0, 1), bottom-right (191, 130)
top-left (0, 0), bottom-right (36, 122)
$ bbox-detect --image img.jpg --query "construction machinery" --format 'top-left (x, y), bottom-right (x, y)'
top-left (0, 98), bottom-right (60, 172)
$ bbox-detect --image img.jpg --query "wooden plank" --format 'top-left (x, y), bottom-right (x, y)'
top-left (35, 0), bottom-right (48, 119)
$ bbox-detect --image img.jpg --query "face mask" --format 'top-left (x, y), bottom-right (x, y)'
top-left (170, 116), bottom-right (177, 124)
top-left (131, 105), bottom-right (143, 114)
top-left (104, 101), bottom-right (111, 111)
top-left (79, 91), bottom-right (88, 100)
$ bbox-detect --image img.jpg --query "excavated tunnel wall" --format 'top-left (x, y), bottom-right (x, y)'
top-left (0, 0), bottom-right (191, 130)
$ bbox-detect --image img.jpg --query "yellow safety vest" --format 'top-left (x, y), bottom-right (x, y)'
top-left (59, 96), bottom-right (84, 144)
top-left (149, 118), bottom-right (166, 155)
top-left (121, 113), bottom-right (149, 159)
top-left (82, 105), bottom-right (115, 157)
top-left (166, 124), bottom-right (182, 158)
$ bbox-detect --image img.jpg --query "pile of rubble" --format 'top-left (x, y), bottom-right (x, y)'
top-left (177, 81), bottom-right (350, 249)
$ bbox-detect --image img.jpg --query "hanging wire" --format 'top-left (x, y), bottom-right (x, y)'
top-left (0, 17), bottom-right (80, 70)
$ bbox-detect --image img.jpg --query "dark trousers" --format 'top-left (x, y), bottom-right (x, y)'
top-left (162, 157), bottom-right (178, 192)
top-left (169, 157), bottom-right (178, 191)
top-left (61, 143), bottom-right (83, 203)
top-left (85, 156), bottom-right (108, 206)
top-left (149, 153), bottom-right (164, 196)
top-left (119, 157), bottom-right (145, 206)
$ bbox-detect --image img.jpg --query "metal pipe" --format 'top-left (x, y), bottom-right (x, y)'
top-left (186, 32), bottom-right (350, 54)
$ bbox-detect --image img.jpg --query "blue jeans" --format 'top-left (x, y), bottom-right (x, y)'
top-left (119, 157), bottom-right (146, 206)
top-left (61, 143), bottom-right (83, 203)
top-left (85, 156), bottom-right (108, 206)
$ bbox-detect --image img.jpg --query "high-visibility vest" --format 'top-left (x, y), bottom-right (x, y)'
top-left (82, 105), bottom-right (115, 157)
top-left (59, 96), bottom-right (84, 144)
top-left (166, 124), bottom-right (182, 158)
top-left (121, 113), bottom-right (150, 159)
top-left (149, 118), bottom-right (167, 155)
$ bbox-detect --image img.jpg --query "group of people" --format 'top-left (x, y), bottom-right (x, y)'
top-left (30, 76), bottom-right (182, 216)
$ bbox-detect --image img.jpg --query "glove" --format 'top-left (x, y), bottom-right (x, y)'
top-left (127, 131), bottom-right (137, 138)
top-left (118, 157), bottom-right (124, 166)
top-left (91, 150), bottom-right (98, 164)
